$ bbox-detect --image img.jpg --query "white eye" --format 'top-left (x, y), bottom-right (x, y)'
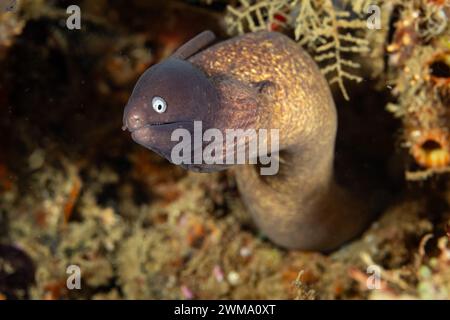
top-left (152, 96), bottom-right (167, 113)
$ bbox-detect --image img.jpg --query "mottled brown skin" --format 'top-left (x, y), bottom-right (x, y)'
top-left (123, 31), bottom-right (376, 251)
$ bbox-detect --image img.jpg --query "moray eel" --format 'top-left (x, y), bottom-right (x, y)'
top-left (123, 31), bottom-right (378, 251)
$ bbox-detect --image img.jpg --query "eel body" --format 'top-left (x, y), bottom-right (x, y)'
top-left (123, 31), bottom-right (376, 251)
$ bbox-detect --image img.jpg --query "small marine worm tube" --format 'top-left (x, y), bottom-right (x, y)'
top-left (410, 128), bottom-right (450, 169)
top-left (404, 98), bottom-right (450, 171)
top-left (428, 51), bottom-right (450, 90)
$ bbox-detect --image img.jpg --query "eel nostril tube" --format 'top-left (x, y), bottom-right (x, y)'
top-left (126, 108), bottom-right (145, 131)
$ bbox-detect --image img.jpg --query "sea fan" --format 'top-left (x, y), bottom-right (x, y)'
top-left (226, 0), bottom-right (289, 34)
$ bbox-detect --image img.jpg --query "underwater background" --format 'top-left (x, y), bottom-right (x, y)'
top-left (0, 0), bottom-right (449, 299)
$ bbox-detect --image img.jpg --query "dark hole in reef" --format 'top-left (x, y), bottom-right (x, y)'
top-left (0, 244), bottom-right (35, 299)
top-left (97, 183), bottom-right (120, 208)
top-left (430, 60), bottom-right (450, 78)
top-left (421, 139), bottom-right (442, 152)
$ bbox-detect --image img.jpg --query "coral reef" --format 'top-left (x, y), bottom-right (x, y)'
top-left (383, 0), bottom-right (450, 180)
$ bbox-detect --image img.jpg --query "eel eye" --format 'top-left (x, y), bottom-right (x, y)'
top-left (152, 96), bottom-right (167, 113)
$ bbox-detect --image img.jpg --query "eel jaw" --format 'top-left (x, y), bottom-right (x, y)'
top-left (127, 121), bottom-right (194, 161)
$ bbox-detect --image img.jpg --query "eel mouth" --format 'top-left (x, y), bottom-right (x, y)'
top-left (127, 120), bottom-right (192, 150)
top-left (127, 120), bottom-right (194, 161)
top-left (123, 120), bottom-right (189, 133)
top-left (122, 120), bottom-right (191, 133)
